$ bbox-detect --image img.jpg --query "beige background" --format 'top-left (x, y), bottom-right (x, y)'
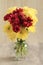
top-left (0, 0), bottom-right (43, 65)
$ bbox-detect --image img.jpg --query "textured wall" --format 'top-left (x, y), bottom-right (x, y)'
top-left (0, 0), bottom-right (43, 65)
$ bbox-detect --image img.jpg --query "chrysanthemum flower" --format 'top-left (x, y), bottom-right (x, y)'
top-left (17, 27), bottom-right (29, 40)
top-left (3, 7), bottom-right (38, 40)
top-left (3, 21), bottom-right (17, 40)
top-left (3, 21), bottom-right (12, 33)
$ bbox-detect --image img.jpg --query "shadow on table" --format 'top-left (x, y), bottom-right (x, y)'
top-left (0, 56), bottom-right (25, 62)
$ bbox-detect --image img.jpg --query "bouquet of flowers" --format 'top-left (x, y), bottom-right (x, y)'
top-left (3, 7), bottom-right (38, 56)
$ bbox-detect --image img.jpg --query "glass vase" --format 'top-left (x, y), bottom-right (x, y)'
top-left (10, 39), bottom-right (28, 60)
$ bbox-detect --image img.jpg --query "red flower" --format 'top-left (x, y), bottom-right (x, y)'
top-left (12, 19), bottom-right (20, 26)
top-left (27, 17), bottom-right (33, 22)
top-left (23, 21), bottom-right (28, 27)
top-left (19, 8), bottom-right (23, 12)
top-left (8, 16), bottom-right (15, 24)
top-left (18, 12), bottom-right (26, 23)
top-left (14, 13), bottom-right (18, 18)
top-left (13, 25), bottom-right (20, 33)
top-left (15, 8), bottom-right (23, 13)
top-left (4, 13), bottom-right (11, 21)
top-left (21, 16), bottom-right (27, 21)
top-left (8, 13), bottom-right (18, 24)
top-left (14, 18), bottom-right (20, 24)
top-left (27, 22), bottom-right (32, 27)
top-left (13, 10), bottom-right (17, 14)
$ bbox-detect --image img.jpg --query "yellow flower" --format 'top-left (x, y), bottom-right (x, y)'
top-left (23, 7), bottom-right (37, 16)
top-left (17, 27), bottom-right (29, 40)
top-left (31, 15), bottom-right (38, 25)
top-left (4, 22), bottom-right (12, 33)
top-left (28, 26), bottom-right (36, 32)
top-left (7, 31), bottom-right (17, 41)
top-left (3, 21), bottom-right (17, 40)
